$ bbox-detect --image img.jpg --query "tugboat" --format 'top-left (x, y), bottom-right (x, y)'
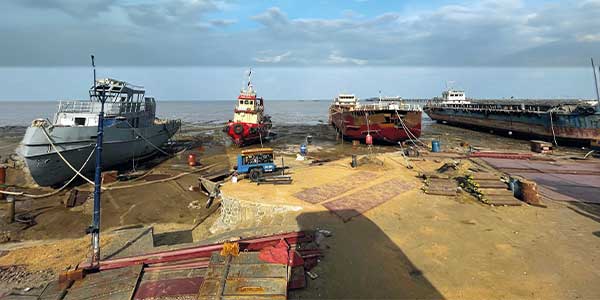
top-left (223, 70), bottom-right (272, 146)
top-left (329, 93), bottom-right (422, 144)
top-left (20, 78), bottom-right (181, 187)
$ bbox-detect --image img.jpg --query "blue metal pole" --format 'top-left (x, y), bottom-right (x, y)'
top-left (89, 54), bottom-right (104, 268)
top-left (91, 88), bottom-right (105, 267)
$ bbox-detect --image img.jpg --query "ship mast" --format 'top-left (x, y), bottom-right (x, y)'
top-left (593, 58), bottom-right (600, 112)
top-left (89, 54), bottom-right (107, 269)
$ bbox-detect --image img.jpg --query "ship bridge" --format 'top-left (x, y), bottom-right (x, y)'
top-left (53, 78), bottom-right (157, 128)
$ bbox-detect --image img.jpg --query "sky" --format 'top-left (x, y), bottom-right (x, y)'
top-left (1, 0), bottom-right (599, 100)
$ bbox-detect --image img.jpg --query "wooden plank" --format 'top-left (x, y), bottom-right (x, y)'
top-left (476, 181), bottom-right (508, 188)
top-left (485, 195), bottom-right (522, 206)
top-left (479, 188), bottom-right (514, 196)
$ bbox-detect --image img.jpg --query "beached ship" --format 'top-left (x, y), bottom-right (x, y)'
top-left (329, 94), bottom-right (422, 144)
top-left (20, 78), bottom-right (181, 187)
top-left (223, 71), bottom-right (272, 146)
top-left (423, 89), bottom-right (600, 147)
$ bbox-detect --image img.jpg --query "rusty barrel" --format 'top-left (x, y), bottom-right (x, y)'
top-left (521, 179), bottom-right (541, 205)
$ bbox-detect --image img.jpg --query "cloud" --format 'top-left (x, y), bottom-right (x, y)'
top-left (14, 0), bottom-right (117, 17)
top-left (577, 34), bottom-right (600, 42)
top-left (123, 0), bottom-right (223, 28)
top-left (251, 7), bottom-right (289, 27)
top-left (327, 51), bottom-right (367, 65)
top-left (1, 1), bottom-right (599, 67)
top-left (253, 51), bottom-right (292, 63)
top-left (209, 19), bottom-right (237, 27)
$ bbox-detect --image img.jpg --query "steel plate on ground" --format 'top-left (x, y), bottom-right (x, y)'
top-left (323, 178), bottom-right (414, 222)
top-left (63, 265), bottom-right (142, 300)
top-left (293, 171), bottom-right (378, 204)
top-left (134, 277), bottom-right (204, 300)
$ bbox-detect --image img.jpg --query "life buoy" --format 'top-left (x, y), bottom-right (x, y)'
top-left (233, 124), bottom-right (244, 135)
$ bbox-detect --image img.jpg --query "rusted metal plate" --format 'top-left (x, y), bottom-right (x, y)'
top-left (63, 265), bottom-right (142, 300)
top-left (134, 277), bottom-right (204, 300)
top-left (230, 252), bottom-right (271, 265)
top-left (293, 171), bottom-right (378, 204)
top-left (198, 279), bottom-right (221, 297)
top-left (205, 264), bottom-right (225, 279)
top-left (482, 158), bottom-right (600, 174)
top-left (199, 252), bottom-right (288, 299)
top-left (223, 278), bottom-right (288, 296)
top-left (323, 178), bottom-right (414, 222)
top-left (222, 296), bottom-right (287, 300)
top-left (227, 264), bottom-right (287, 278)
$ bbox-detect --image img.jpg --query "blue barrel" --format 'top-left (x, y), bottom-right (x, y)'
top-left (431, 140), bottom-right (441, 152)
top-left (509, 177), bottom-right (522, 199)
top-left (300, 144), bottom-right (307, 156)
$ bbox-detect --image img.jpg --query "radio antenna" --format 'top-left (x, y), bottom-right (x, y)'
top-left (91, 55), bottom-right (96, 90)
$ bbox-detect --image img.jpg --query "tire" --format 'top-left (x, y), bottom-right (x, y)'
top-left (249, 168), bottom-right (263, 182)
top-left (233, 124), bottom-right (244, 135)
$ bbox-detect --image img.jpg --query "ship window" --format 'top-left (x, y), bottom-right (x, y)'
top-left (245, 100), bottom-right (249, 104)
top-left (240, 100), bottom-right (243, 105)
top-left (74, 117), bottom-right (86, 126)
top-left (249, 100), bottom-right (254, 105)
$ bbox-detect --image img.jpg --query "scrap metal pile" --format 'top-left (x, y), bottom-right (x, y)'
top-left (2, 231), bottom-right (324, 300)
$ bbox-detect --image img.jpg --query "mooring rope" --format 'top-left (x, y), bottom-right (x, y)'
top-left (395, 110), bottom-right (426, 149)
top-left (548, 110), bottom-right (559, 146)
top-left (125, 121), bottom-right (171, 156)
top-left (0, 145), bottom-right (96, 198)
top-left (40, 125), bottom-right (97, 186)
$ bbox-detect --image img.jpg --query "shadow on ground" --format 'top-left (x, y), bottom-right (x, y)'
top-left (290, 209), bottom-right (444, 300)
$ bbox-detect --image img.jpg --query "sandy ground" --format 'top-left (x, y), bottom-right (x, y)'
top-left (0, 122), bottom-right (599, 297)
top-left (222, 154), bottom-right (600, 299)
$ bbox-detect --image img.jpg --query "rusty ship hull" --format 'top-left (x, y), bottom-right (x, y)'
top-left (329, 108), bottom-right (422, 144)
top-left (424, 101), bottom-right (600, 146)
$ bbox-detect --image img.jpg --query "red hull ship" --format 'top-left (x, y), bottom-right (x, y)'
top-left (329, 94), bottom-right (422, 144)
top-left (224, 71), bottom-right (272, 146)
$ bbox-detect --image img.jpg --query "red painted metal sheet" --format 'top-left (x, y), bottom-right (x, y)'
top-left (322, 178), bottom-right (414, 222)
top-left (470, 152), bottom-right (533, 159)
top-left (91, 232), bottom-right (305, 271)
top-left (144, 260), bottom-right (210, 272)
top-left (134, 277), bottom-right (204, 300)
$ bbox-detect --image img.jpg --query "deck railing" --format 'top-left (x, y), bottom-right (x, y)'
top-left (57, 100), bottom-right (146, 115)
top-left (356, 102), bottom-right (422, 112)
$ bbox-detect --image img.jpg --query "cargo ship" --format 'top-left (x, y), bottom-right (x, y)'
top-left (20, 78), bottom-right (181, 187)
top-left (423, 89), bottom-right (600, 147)
top-left (223, 71), bottom-right (272, 146)
top-left (329, 94), bottom-right (422, 144)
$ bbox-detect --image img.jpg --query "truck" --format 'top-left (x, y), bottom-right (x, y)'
top-left (235, 148), bottom-right (276, 182)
